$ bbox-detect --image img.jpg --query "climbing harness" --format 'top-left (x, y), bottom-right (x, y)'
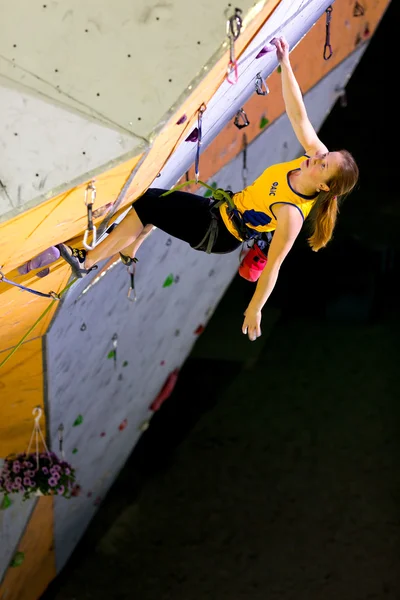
top-left (226, 7), bottom-right (242, 84)
top-left (323, 6), bottom-right (333, 60)
top-left (353, 1), bottom-right (365, 17)
top-left (255, 72), bottom-right (269, 96)
top-left (194, 104), bottom-right (206, 184)
top-left (242, 133), bottom-right (248, 188)
top-left (0, 269), bottom-right (60, 300)
top-left (234, 108), bottom-right (250, 130)
top-left (83, 181), bottom-right (97, 250)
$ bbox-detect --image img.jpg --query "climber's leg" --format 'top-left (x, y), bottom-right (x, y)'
top-left (85, 208), bottom-right (144, 268)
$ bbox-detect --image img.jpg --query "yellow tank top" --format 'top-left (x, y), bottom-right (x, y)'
top-left (220, 155), bottom-right (318, 240)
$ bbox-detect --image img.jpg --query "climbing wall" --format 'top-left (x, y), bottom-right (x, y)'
top-left (48, 39), bottom-right (368, 573)
top-left (0, 0), bottom-right (391, 598)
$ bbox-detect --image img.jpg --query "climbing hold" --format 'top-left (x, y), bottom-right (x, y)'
top-left (176, 114), bottom-right (187, 125)
top-left (73, 415), bottom-right (83, 427)
top-left (107, 350), bottom-right (116, 359)
top-left (174, 329), bottom-right (180, 337)
top-left (139, 420), bottom-right (150, 432)
top-left (118, 419), bottom-right (128, 431)
top-left (122, 360), bottom-right (128, 367)
top-left (194, 324), bottom-right (205, 335)
top-left (10, 551), bottom-right (25, 568)
top-left (87, 491), bottom-right (92, 498)
top-left (185, 128), bottom-right (199, 142)
top-left (255, 44), bottom-right (275, 58)
top-left (204, 182), bottom-right (218, 198)
top-left (37, 268), bottom-right (50, 278)
top-left (17, 246), bottom-right (60, 275)
top-left (259, 116), bottom-right (269, 129)
top-left (160, 360), bottom-right (165, 366)
top-left (72, 448), bottom-right (78, 454)
top-left (363, 23), bottom-right (370, 37)
top-left (80, 323), bottom-right (87, 331)
top-left (94, 496), bottom-right (102, 506)
top-left (118, 373), bottom-right (123, 381)
top-left (150, 369), bottom-right (179, 411)
top-left (0, 494), bottom-right (11, 510)
top-left (208, 269), bottom-right (215, 277)
top-left (71, 484), bottom-right (81, 497)
top-left (166, 238), bottom-right (172, 246)
top-left (162, 274), bottom-right (174, 287)
top-left (100, 432), bottom-right (106, 437)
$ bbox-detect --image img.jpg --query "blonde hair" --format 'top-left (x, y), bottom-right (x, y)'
top-left (308, 150), bottom-right (359, 251)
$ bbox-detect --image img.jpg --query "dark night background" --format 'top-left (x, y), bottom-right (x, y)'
top-left (42, 3), bottom-right (399, 599)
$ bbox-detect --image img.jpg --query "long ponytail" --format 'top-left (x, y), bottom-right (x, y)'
top-left (307, 149), bottom-right (359, 252)
top-left (307, 192), bottom-right (338, 251)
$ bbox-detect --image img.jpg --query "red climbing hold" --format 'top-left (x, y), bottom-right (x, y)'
top-left (100, 432), bottom-right (106, 437)
top-left (150, 369), bottom-right (179, 411)
top-left (194, 324), bottom-right (205, 335)
top-left (118, 419), bottom-right (128, 431)
top-left (71, 484), bottom-right (81, 497)
top-left (160, 360), bottom-right (165, 366)
top-left (176, 114), bottom-right (187, 125)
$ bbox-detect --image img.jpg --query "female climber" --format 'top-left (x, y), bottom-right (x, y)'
top-left (63, 37), bottom-right (359, 342)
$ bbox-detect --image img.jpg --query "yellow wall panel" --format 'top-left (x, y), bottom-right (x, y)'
top-left (0, 263), bottom-right (71, 352)
top-left (0, 337), bottom-right (45, 457)
top-left (0, 497), bottom-right (56, 600)
top-left (0, 154), bottom-right (142, 274)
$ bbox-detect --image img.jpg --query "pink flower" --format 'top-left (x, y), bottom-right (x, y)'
top-left (23, 477), bottom-right (32, 487)
top-left (48, 477), bottom-right (58, 487)
top-left (5, 483), bottom-right (13, 493)
top-left (57, 485), bottom-right (65, 495)
top-left (64, 468), bottom-right (71, 475)
top-left (42, 467), bottom-right (49, 475)
top-left (12, 482), bottom-right (22, 491)
top-left (12, 462), bottom-right (21, 473)
top-left (14, 477), bottom-right (22, 485)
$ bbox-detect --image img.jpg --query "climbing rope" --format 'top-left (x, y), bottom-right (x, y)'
top-left (83, 181), bottom-right (97, 250)
top-left (323, 6), bottom-right (333, 60)
top-left (226, 8), bottom-right (243, 84)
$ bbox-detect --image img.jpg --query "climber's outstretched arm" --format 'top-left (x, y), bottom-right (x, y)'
top-left (272, 36), bottom-right (328, 157)
top-left (241, 203), bottom-right (303, 341)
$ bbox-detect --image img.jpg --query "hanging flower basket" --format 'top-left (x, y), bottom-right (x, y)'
top-left (0, 451), bottom-right (76, 501)
top-left (0, 407), bottom-right (77, 503)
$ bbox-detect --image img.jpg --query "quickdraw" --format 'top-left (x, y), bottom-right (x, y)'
top-left (353, 1), bottom-right (365, 17)
top-left (242, 133), bottom-right (248, 188)
top-left (323, 5), bottom-right (333, 60)
top-left (234, 108), bottom-right (250, 130)
top-left (226, 8), bottom-right (242, 84)
top-left (83, 181), bottom-right (97, 250)
top-left (255, 72), bottom-right (269, 96)
top-left (0, 269), bottom-right (60, 300)
top-left (194, 104), bottom-right (206, 184)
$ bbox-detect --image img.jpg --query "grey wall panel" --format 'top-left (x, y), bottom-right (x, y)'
top-left (0, 475), bottom-right (37, 581)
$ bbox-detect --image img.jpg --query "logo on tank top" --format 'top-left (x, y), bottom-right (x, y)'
top-left (269, 181), bottom-right (279, 196)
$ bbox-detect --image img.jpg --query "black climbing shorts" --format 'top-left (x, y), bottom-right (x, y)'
top-left (132, 188), bottom-right (242, 254)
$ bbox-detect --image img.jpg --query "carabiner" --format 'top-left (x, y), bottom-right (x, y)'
top-left (83, 181), bottom-right (97, 250)
top-left (234, 108), bottom-right (250, 129)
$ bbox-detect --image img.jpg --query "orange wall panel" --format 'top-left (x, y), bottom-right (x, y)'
top-left (0, 497), bottom-right (56, 600)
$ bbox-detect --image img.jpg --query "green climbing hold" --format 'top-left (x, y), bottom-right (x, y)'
top-left (277, 65), bottom-right (281, 74)
top-left (107, 350), bottom-right (116, 360)
top-left (162, 274), bottom-right (174, 288)
top-left (259, 116), bottom-right (269, 129)
top-left (204, 182), bottom-right (217, 198)
top-left (72, 448), bottom-right (78, 455)
top-left (1, 494), bottom-right (11, 510)
top-left (122, 361), bottom-right (129, 367)
top-left (73, 415), bottom-right (83, 427)
top-left (10, 551), bottom-right (25, 568)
